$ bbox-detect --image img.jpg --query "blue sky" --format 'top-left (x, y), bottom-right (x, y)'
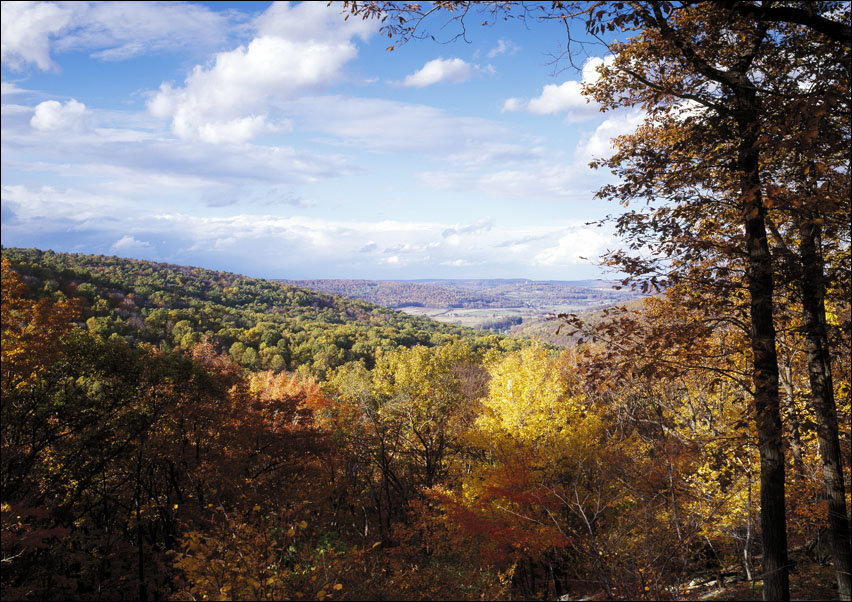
top-left (1, 1), bottom-right (641, 280)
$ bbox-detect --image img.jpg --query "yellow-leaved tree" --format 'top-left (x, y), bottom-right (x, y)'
top-left (431, 346), bottom-right (643, 599)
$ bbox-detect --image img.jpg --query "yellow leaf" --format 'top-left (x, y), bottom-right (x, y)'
top-left (173, 504), bottom-right (179, 510)
top-left (253, 505), bottom-right (261, 512)
top-left (299, 520), bottom-right (308, 529)
top-left (287, 527), bottom-right (296, 537)
top-left (333, 583), bottom-right (343, 591)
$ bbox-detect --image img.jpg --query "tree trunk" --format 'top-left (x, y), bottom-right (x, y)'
top-left (798, 217), bottom-right (852, 600)
top-left (778, 355), bottom-right (806, 479)
top-left (738, 117), bottom-right (789, 601)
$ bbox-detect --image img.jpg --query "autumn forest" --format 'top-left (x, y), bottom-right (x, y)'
top-left (2, 2), bottom-right (851, 601)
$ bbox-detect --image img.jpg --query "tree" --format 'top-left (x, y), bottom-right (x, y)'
top-left (581, 5), bottom-right (850, 596)
top-left (325, 343), bottom-right (484, 539)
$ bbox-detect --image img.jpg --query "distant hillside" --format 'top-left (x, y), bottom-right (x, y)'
top-left (283, 278), bottom-right (638, 310)
top-left (508, 297), bottom-right (648, 346)
top-left (282, 278), bottom-right (503, 308)
top-left (284, 277), bottom-right (642, 336)
top-left (2, 248), bottom-right (521, 379)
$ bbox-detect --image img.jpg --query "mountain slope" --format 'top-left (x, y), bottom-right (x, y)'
top-left (2, 248), bottom-right (521, 379)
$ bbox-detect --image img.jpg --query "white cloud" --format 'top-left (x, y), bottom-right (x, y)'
top-left (60, 2), bottom-right (231, 61)
top-left (446, 141), bottom-right (547, 167)
top-left (579, 109), bottom-right (645, 161)
top-left (1, 81), bottom-right (33, 96)
top-left (111, 235), bottom-right (152, 252)
top-left (30, 99), bottom-right (91, 131)
top-left (533, 229), bottom-right (611, 265)
top-left (673, 99), bottom-right (707, 122)
top-left (1, 184), bottom-right (123, 223)
top-left (1, 1), bottom-right (71, 71)
top-left (1, 182), bottom-right (606, 277)
top-left (253, 1), bottom-right (374, 42)
top-left (419, 159), bottom-right (594, 201)
top-left (281, 95), bottom-right (508, 154)
top-left (580, 56), bottom-right (611, 84)
top-left (501, 97), bottom-right (525, 112)
top-left (194, 114), bottom-right (284, 145)
top-left (417, 107), bottom-right (646, 201)
top-left (148, 2), bottom-right (376, 143)
top-left (402, 57), bottom-right (487, 87)
top-left (503, 55), bottom-right (613, 121)
top-left (527, 81), bottom-right (588, 115)
top-left (442, 218), bottom-right (493, 238)
top-left (4, 104), bottom-right (355, 194)
top-left (487, 39), bottom-right (520, 58)
top-left (1, 1), bottom-right (231, 71)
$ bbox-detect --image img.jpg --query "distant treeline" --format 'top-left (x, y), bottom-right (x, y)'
top-left (284, 278), bottom-right (638, 310)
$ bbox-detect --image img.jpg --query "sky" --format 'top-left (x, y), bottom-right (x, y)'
top-left (1, 1), bottom-right (642, 280)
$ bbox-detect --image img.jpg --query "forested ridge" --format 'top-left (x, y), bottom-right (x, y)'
top-left (3, 1), bottom-right (851, 601)
top-left (0, 248), bottom-right (521, 379)
top-left (282, 279), bottom-right (505, 309)
top-left (283, 279), bottom-right (634, 310)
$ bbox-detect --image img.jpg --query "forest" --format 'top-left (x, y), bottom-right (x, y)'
top-left (2, 1), bottom-right (851, 601)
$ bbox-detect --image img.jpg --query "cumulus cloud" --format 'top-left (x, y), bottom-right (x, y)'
top-left (501, 97), bottom-right (525, 112)
top-left (579, 109), bottom-right (646, 161)
top-left (30, 99), bottom-right (92, 131)
top-left (1, 1), bottom-right (231, 71)
top-left (502, 55), bottom-right (613, 121)
top-left (402, 57), bottom-right (491, 87)
top-left (533, 228), bottom-right (611, 266)
top-left (111, 235), bottom-right (152, 252)
top-left (148, 2), bottom-right (376, 143)
top-left (1, 1), bottom-right (71, 70)
top-left (527, 81), bottom-right (588, 115)
top-left (253, 1), bottom-right (374, 42)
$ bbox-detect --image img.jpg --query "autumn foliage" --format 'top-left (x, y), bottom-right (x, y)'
top-left (2, 240), bottom-right (850, 600)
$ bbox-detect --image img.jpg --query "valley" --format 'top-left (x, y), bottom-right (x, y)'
top-left (283, 278), bottom-right (641, 336)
